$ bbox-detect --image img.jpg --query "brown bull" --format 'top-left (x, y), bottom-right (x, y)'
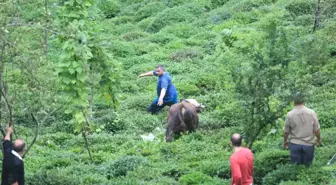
top-left (165, 101), bottom-right (199, 142)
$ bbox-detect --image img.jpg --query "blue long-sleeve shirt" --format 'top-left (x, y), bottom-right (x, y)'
top-left (153, 71), bottom-right (177, 101)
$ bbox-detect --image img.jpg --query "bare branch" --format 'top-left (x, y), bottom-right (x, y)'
top-left (0, 81), bottom-right (13, 126)
top-left (22, 106), bottom-right (62, 158)
top-left (313, 0), bottom-right (321, 32)
top-left (82, 110), bottom-right (93, 163)
top-left (22, 114), bottom-right (39, 158)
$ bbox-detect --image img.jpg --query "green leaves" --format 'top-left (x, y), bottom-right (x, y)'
top-left (54, 0), bottom-right (121, 134)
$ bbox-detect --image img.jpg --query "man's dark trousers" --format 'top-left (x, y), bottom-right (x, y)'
top-left (289, 142), bottom-right (314, 165)
top-left (147, 96), bottom-right (178, 114)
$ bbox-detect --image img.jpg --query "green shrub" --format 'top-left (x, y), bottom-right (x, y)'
top-left (147, 4), bottom-right (204, 33)
top-left (110, 15), bottom-right (134, 25)
top-left (121, 31), bottom-right (149, 41)
top-left (179, 172), bottom-right (226, 185)
top-left (179, 171), bottom-right (213, 185)
top-left (118, 2), bottom-right (143, 16)
top-left (210, 0), bottom-right (230, 9)
top-left (175, 83), bottom-right (199, 97)
top-left (262, 164), bottom-right (300, 185)
top-left (254, 149), bottom-right (290, 184)
top-left (109, 41), bottom-right (138, 57)
top-left (169, 49), bottom-right (202, 62)
top-left (162, 165), bottom-right (190, 180)
top-left (297, 166), bottom-right (333, 184)
top-left (97, 0), bottom-right (121, 18)
top-left (161, 24), bottom-right (201, 39)
top-left (198, 160), bottom-right (231, 179)
top-left (281, 0), bottom-right (315, 17)
top-left (134, 2), bottom-right (167, 21)
top-left (100, 155), bottom-right (148, 178)
top-left (26, 170), bottom-right (80, 185)
top-left (278, 181), bottom-right (307, 185)
top-left (93, 110), bottom-right (125, 133)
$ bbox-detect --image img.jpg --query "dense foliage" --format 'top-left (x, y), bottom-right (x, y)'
top-left (0, 0), bottom-right (335, 184)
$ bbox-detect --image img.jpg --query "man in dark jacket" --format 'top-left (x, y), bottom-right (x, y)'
top-left (138, 64), bottom-right (178, 114)
top-left (1, 126), bottom-right (25, 185)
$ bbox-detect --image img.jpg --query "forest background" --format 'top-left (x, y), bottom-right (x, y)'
top-left (0, 0), bottom-right (335, 184)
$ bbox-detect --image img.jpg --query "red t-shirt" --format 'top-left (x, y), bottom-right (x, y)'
top-left (230, 148), bottom-right (254, 185)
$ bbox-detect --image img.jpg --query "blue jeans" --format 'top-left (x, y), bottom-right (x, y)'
top-left (147, 95), bottom-right (178, 114)
top-left (289, 143), bottom-right (315, 165)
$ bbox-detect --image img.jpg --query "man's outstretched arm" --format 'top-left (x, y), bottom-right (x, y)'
top-left (4, 126), bottom-right (13, 141)
top-left (138, 71), bottom-right (154, 78)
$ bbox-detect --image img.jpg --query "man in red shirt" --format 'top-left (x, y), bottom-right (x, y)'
top-left (230, 133), bottom-right (254, 185)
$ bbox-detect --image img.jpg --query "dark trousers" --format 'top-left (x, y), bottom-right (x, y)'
top-left (289, 143), bottom-right (315, 165)
top-left (147, 96), bottom-right (178, 114)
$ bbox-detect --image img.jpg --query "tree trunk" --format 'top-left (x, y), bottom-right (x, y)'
top-left (313, 0), bottom-right (321, 32)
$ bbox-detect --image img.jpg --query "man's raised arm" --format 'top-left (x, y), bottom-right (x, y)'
top-left (4, 126), bottom-right (13, 141)
top-left (138, 71), bottom-right (154, 78)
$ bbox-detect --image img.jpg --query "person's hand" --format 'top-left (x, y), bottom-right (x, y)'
top-left (317, 139), bottom-right (322, 147)
top-left (157, 99), bottom-right (163, 106)
top-left (138, 74), bottom-right (144, 78)
top-left (6, 126), bottom-right (13, 134)
top-left (284, 142), bottom-right (289, 150)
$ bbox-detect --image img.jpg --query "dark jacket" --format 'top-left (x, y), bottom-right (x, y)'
top-left (1, 140), bottom-right (24, 185)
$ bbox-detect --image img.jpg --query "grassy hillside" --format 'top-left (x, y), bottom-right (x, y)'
top-left (0, 0), bottom-right (335, 184)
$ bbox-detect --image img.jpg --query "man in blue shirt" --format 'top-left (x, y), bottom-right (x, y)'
top-left (138, 65), bottom-right (178, 114)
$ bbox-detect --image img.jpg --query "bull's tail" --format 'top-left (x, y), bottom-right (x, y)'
top-left (178, 103), bottom-right (196, 132)
top-left (177, 103), bottom-right (186, 129)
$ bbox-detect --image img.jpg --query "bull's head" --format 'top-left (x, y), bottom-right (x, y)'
top-left (165, 129), bottom-right (174, 142)
top-left (180, 99), bottom-right (205, 113)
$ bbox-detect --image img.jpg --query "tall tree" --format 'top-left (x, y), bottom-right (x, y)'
top-left (54, 0), bottom-right (121, 161)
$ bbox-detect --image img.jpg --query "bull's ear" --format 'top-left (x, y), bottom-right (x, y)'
top-left (179, 99), bottom-right (184, 102)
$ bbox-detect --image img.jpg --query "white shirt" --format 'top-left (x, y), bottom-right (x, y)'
top-left (11, 150), bottom-right (23, 161)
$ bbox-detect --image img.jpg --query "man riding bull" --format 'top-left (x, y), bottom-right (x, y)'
top-left (138, 65), bottom-right (178, 114)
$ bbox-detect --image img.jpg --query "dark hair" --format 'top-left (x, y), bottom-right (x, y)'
top-left (231, 134), bottom-right (242, 147)
top-left (293, 92), bottom-right (305, 104)
top-left (156, 64), bottom-right (165, 71)
top-left (13, 142), bottom-right (25, 153)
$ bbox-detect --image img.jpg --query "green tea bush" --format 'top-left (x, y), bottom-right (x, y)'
top-left (137, 17), bottom-right (156, 31)
top-left (97, 0), bottom-right (121, 18)
top-left (198, 160), bottom-right (231, 179)
top-left (228, 0), bottom-right (273, 12)
top-left (179, 171), bottom-right (225, 185)
top-left (293, 15), bottom-right (314, 27)
top-left (280, 0), bottom-right (315, 17)
top-left (169, 49), bottom-right (202, 62)
top-left (210, 0), bottom-right (230, 9)
top-left (110, 15), bottom-right (134, 25)
top-left (118, 2), bottom-right (143, 16)
top-left (161, 24), bottom-right (201, 39)
top-left (120, 94), bottom-right (154, 111)
top-left (100, 155), bottom-right (148, 179)
top-left (120, 80), bottom-right (140, 94)
top-left (93, 110), bottom-right (125, 133)
top-left (162, 165), bottom-right (190, 180)
top-left (175, 83), bottom-right (199, 97)
top-left (320, 127), bottom-right (336, 146)
top-left (297, 166), bottom-right (333, 184)
top-left (119, 109), bottom-right (164, 133)
top-left (109, 40), bottom-right (138, 57)
top-left (262, 164), bottom-right (300, 185)
top-left (147, 4), bottom-right (204, 32)
top-left (254, 149), bottom-right (290, 184)
top-left (278, 180), bottom-right (308, 185)
top-left (121, 31), bottom-right (149, 41)
top-left (134, 2), bottom-right (167, 21)
top-left (26, 170), bottom-right (80, 185)
top-left (149, 32), bottom-right (178, 44)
